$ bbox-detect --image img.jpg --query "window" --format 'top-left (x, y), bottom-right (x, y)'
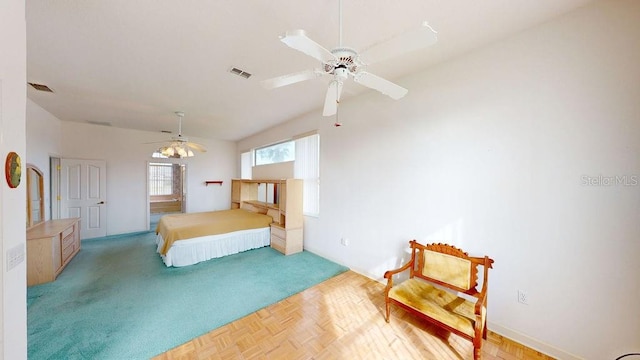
top-left (294, 133), bottom-right (320, 216)
top-left (246, 133), bottom-right (320, 216)
top-left (255, 140), bottom-right (294, 166)
top-left (148, 163), bottom-right (173, 196)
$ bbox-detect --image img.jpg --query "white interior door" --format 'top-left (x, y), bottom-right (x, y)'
top-left (60, 159), bottom-right (107, 239)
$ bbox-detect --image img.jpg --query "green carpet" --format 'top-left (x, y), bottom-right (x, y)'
top-left (27, 231), bottom-right (348, 359)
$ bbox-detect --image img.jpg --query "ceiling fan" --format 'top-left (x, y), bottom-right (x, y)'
top-left (261, 0), bottom-right (438, 117)
top-left (148, 111), bottom-right (206, 158)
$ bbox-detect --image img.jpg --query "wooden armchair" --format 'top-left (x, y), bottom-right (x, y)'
top-left (384, 241), bottom-right (494, 360)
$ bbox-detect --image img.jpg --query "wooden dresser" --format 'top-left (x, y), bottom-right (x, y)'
top-left (231, 178), bottom-right (303, 255)
top-left (26, 218), bottom-right (81, 286)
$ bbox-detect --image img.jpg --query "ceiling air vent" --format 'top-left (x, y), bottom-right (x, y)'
top-left (87, 120), bottom-right (112, 127)
top-left (28, 82), bottom-right (54, 93)
top-left (229, 67), bottom-right (252, 79)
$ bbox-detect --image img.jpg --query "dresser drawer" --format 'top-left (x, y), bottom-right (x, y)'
top-left (61, 230), bottom-right (76, 262)
top-left (61, 241), bottom-right (76, 262)
top-left (270, 225), bottom-right (286, 239)
top-left (62, 225), bottom-right (74, 239)
top-left (61, 232), bottom-right (75, 248)
top-left (270, 235), bottom-right (286, 253)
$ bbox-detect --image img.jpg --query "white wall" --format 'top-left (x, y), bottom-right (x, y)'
top-left (26, 99), bottom-right (63, 221)
top-left (58, 121), bottom-right (236, 235)
top-left (238, 1), bottom-right (640, 359)
top-left (0, 0), bottom-right (27, 358)
top-left (252, 161), bottom-right (294, 180)
top-left (24, 106), bottom-right (237, 237)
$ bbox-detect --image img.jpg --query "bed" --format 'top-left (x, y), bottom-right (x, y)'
top-left (155, 208), bottom-right (274, 267)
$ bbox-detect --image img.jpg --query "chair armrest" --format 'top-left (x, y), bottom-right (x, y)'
top-left (473, 300), bottom-right (487, 340)
top-left (384, 258), bottom-right (414, 292)
top-left (473, 257), bottom-right (492, 315)
top-left (384, 258), bottom-right (414, 279)
top-left (474, 291), bottom-right (487, 315)
top-left (473, 256), bottom-right (492, 315)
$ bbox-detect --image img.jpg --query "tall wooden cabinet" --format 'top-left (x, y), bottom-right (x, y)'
top-left (231, 179), bottom-right (303, 255)
top-left (26, 218), bottom-right (81, 286)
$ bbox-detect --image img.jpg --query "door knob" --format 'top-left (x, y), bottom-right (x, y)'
top-left (97, 201), bottom-right (105, 204)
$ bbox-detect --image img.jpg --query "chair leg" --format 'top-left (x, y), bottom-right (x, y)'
top-left (473, 334), bottom-right (483, 360)
top-left (473, 346), bottom-right (481, 360)
top-left (385, 300), bottom-right (391, 323)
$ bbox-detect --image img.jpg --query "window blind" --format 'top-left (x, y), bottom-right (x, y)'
top-left (149, 163), bottom-right (173, 196)
top-left (294, 134), bottom-right (320, 216)
top-left (240, 151), bottom-right (252, 179)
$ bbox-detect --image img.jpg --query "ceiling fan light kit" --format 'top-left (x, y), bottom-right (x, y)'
top-left (261, 0), bottom-right (438, 118)
top-left (158, 144), bottom-right (195, 158)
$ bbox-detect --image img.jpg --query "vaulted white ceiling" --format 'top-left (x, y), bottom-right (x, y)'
top-left (27, 0), bottom-right (595, 141)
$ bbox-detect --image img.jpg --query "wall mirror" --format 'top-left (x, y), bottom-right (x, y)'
top-left (26, 164), bottom-right (45, 228)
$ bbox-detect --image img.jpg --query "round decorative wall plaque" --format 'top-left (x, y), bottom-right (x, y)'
top-left (5, 151), bottom-right (22, 188)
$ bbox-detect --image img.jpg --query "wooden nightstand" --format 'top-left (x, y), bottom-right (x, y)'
top-left (270, 223), bottom-right (303, 255)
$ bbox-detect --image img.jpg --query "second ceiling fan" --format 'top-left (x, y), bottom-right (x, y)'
top-left (147, 111), bottom-right (207, 158)
top-left (261, 0), bottom-right (438, 117)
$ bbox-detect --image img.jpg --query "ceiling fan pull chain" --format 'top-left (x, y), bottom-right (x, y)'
top-left (335, 81), bottom-right (342, 127)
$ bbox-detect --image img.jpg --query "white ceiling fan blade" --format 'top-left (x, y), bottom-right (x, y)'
top-left (323, 80), bottom-right (344, 117)
top-left (279, 29), bottom-right (337, 64)
top-left (359, 22), bottom-right (438, 64)
top-left (353, 71), bottom-right (408, 100)
top-left (261, 69), bottom-right (322, 89)
top-left (143, 140), bottom-right (171, 145)
top-left (187, 142), bottom-right (207, 152)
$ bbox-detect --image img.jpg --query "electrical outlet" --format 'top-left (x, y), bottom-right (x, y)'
top-left (7, 244), bottom-right (25, 271)
top-left (340, 238), bottom-right (349, 246)
top-left (517, 290), bottom-right (528, 305)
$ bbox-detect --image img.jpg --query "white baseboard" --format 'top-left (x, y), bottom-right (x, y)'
top-left (488, 322), bottom-right (584, 360)
top-left (303, 245), bottom-right (380, 281)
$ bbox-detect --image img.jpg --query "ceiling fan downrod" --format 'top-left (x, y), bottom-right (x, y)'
top-left (338, 0), bottom-right (343, 47)
top-left (176, 111), bottom-right (185, 137)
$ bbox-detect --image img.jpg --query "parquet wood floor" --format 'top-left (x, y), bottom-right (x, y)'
top-left (154, 271), bottom-right (554, 360)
